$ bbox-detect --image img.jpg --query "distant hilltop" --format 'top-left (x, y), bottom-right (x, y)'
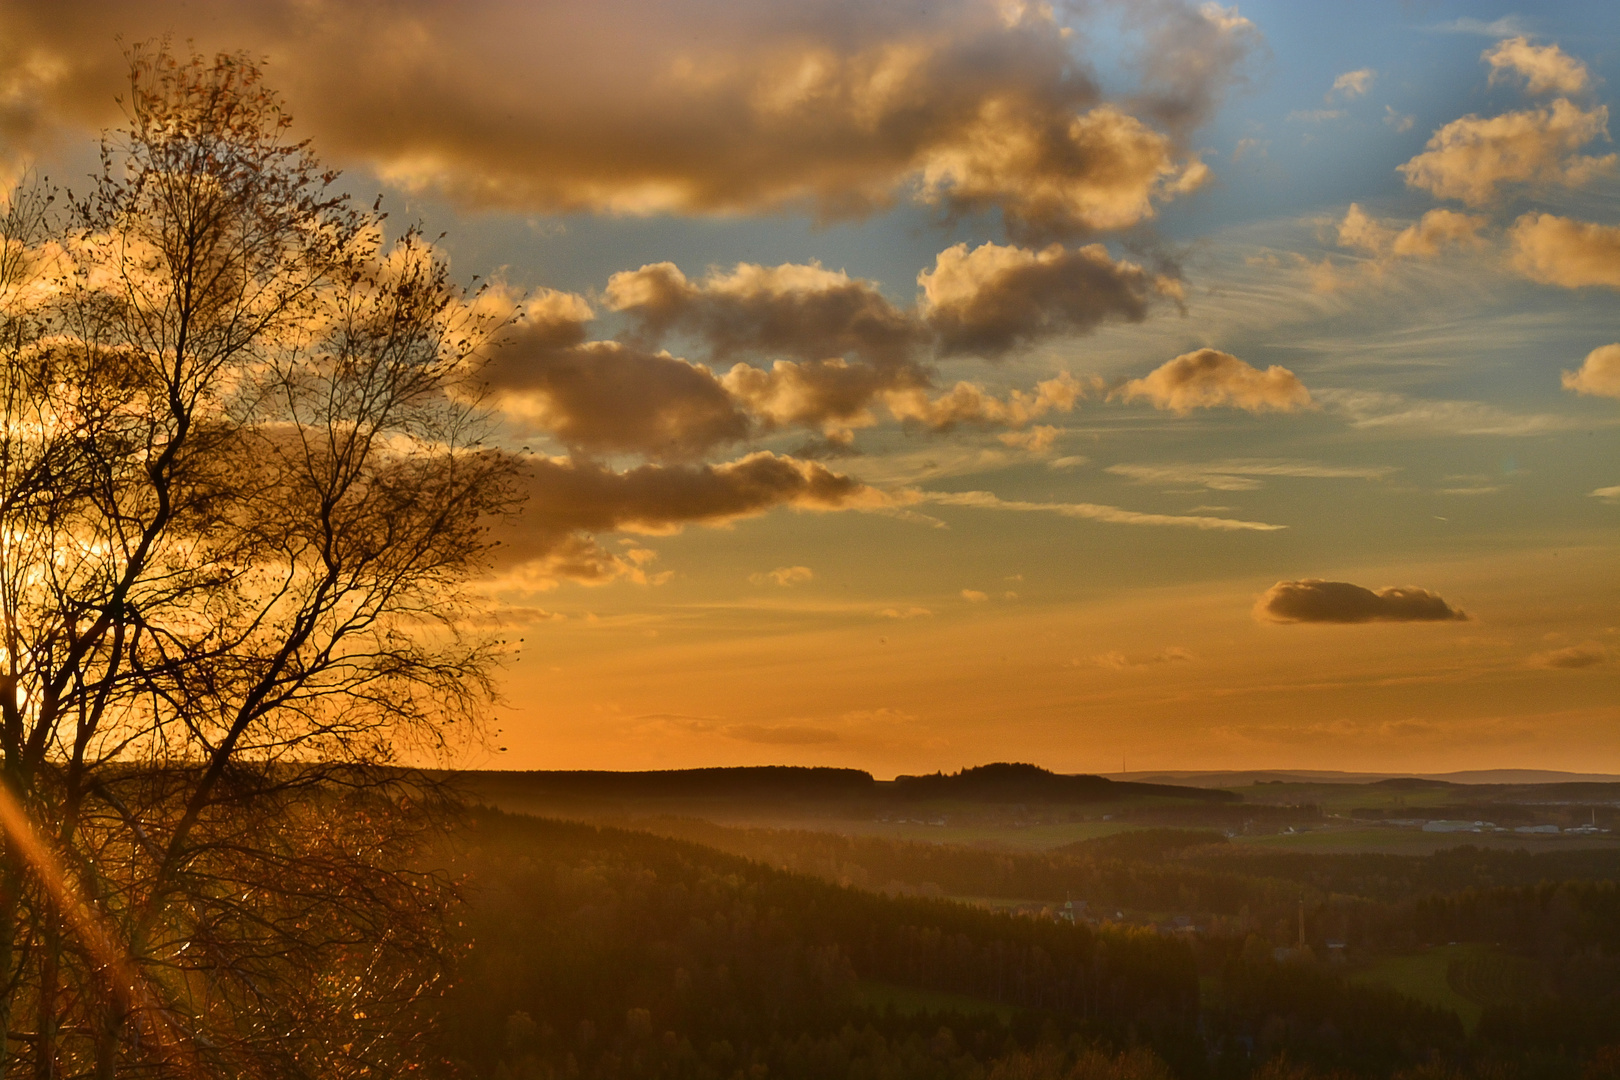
top-left (456, 762), bottom-right (1238, 804)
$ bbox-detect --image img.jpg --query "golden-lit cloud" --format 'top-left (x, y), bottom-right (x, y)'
top-left (924, 489), bottom-right (1285, 531)
top-left (1397, 99), bottom-right (1615, 205)
top-left (497, 452), bottom-right (889, 583)
top-left (1328, 69), bottom-right (1375, 101)
top-left (917, 102), bottom-right (1210, 238)
top-left (1390, 208), bottom-right (1488, 257)
top-left (1254, 580), bottom-right (1469, 624)
top-left (0, 0), bottom-right (1247, 233)
top-left (1091, 646), bottom-right (1194, 669)
top-left (1510, 214), bottom-right (1620, 289)
top-left (1105, 460), bottom-right (1394, 491)
top-left (1563, 344), bottom-right (1620, 399)
top-left (919, 241), bottom-right (1169, 357)
top-left (1528, 642), bottom-right (1611, 670)
top-left (1114, 349), bottom-right (1313, 414)
top-left (751, 565), bottom-right (814, 587)
top-left (1483, 36), bottom-right (1590, 96)
top-left (885, 373), bottom-right (1084, 432)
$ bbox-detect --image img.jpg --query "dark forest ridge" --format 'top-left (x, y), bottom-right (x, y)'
top-left (453, 762), bottom-right (1239, 804)
top-left (1127, 769), bottom-right (1620, 786)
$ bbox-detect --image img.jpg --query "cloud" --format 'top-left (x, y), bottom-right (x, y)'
top-left (1317, 388), bottom-right (1584, 437)
top-left (877, 606), bottom-right (933, 619)
top-left (488, 334), bottom-right (750, 461)
top-left (885, 373), bottom-right (1085, 432)
top-left (1126, 1), bottom-right (1261, 134)
top-left (1384, 107), bottom-right (1415, 133)
top-left (1591, 485), bottom-right (1620, 501)
top-left (720, 723), bottom-right (840, 745)
top-left (0, 0), bottom-right (1246, 236)
top-left (1425, 16), bottom-right (1531, 37)
top-left (1529, 643), bottom-right (1610, 670)
top-left (1114, 348), bottom-right (1313, 414)
top-left (1391, 209), bottom-right (1488, 257)
top-left (1254, 580), bottom-right (1468, 624)
top-left (924, 489), bottom-right (1285, 531)
top-left (1287, 109), bottom-right (1344, 123)
top-left (1091, 646), bottom-right (1194, 669)
top-left (1510, 214), bottom-right (1620, 289)
top-left (1334, 205), bottom-right (1487, 272)
top-left (751, 565), bottom-right (814, 587)
top-left (1397, 100), bottom-right (1615, 205)
top-left (920, 240), bottom-right (1171, 358)
top-left (608, 260), bottom-right (921, 367)
top-left (599, 250), bottom-right (1139, 443)
top-left (960, 589), bottom-right (989, 602)
top-left (1106, 460), bottom-right (1395, 491)
top-left (1563, 344), bottom-right (1620, 399)
top-left (1483, 37), bottom-right (1589, 96)
top-left (1328, 69), bottom-right (1375, 102)
top-left (497, 452), bottom-right (890, 583)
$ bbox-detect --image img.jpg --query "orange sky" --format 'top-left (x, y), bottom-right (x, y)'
top-left (8, 0), bottom-right (1615, 773)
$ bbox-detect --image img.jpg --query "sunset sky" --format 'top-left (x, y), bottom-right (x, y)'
top-left (4, 0), bottom-right (1617, 775)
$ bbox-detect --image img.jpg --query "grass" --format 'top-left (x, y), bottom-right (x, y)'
top-left (852, 979), bottom-right (1022, 1021)
top-left (1349, 944), bottom-right (1496, 1032)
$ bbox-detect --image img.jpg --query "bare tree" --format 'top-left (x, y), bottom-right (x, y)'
top-left (0, 44), bottom-right (517, 1078)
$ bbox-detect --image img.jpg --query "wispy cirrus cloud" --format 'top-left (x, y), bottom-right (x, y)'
top-left (923, 489), bottom-right (1285, 531)
top-left (1106, 459), bottom-right (1395, 491)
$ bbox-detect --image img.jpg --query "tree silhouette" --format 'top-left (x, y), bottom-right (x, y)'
top-left (0, 43), bottom-right (516, 1078)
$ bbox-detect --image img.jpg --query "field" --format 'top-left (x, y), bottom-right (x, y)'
top-left (1348, 945), bottom-right (1497, 1032)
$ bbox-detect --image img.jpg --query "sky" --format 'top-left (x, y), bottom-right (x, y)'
top-left (3, 0), bottom-right (1616, 776)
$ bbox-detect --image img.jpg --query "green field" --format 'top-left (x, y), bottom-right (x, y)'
top-left (852, 980), bottom-right (1022, 1021)
top-left (1349, 945), bottom-right (1495, 1031)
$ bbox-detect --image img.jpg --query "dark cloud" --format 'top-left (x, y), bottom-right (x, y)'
top-left (607, 261), bottom-right (924, 367)
top-left (0, 0), bottom-right (1246, 236)
top-left (485, 318), bottom-right (750, 461)
top-left (1254, 580), bottom-right (1469, 624)
top-left (494, 451), bottom-right (888, 582)
top-left (920, 241), bottom-right (1168, 358)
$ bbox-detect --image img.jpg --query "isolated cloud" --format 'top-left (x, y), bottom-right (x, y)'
top-left (1529, 642), bottom-right (1611, 670)
top-left (751, 565), bottom-right (814, 586)
top-left (1115, 349), bottom-right (1313, 414)
top-left (1254, 580), bottom-right (1469, 624)
top-left (1397, 100), bottom-right (1615, 205)
top-left (919, 241), bottom-right (1168, 358)
top-left (1092, 646), bottom-right (1194, 669)
top-left (1563, 344), bottom-right (1620, 398)
top-left (1329, 69), bottom-right (1375, 101)
top-left (1510, 214), bottom-right (1620, 289)
top-left (0, 0), bottom-right (1244, 235)
top-left (1484, 37), bottom-right (1590, 97)
top-left (499, 452), bottom-right (887, 582)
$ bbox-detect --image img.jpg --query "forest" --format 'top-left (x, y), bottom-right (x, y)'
top-left (435, 782), bottom-right (1620, 1080)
